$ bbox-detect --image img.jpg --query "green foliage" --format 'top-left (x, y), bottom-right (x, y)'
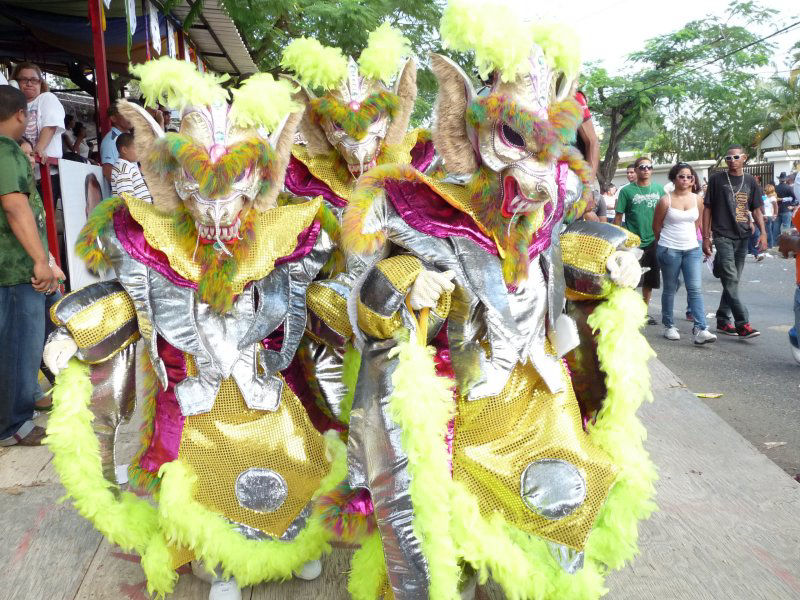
top-left (583, 1), bottom-right (780, 184)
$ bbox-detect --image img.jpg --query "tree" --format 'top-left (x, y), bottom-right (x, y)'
top-left (221, 0), bottom-right (445, 125)
top-left (582, 1), bottom-right (777, 185)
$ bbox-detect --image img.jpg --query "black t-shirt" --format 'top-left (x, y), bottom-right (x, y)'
top-left (704, 171), bottom-right (763, 239)
top-left (775, 183), bottom-right (797, 214)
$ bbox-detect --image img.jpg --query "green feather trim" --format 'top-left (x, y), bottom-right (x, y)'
top-left (281, 38), bottom-right (349, 91)
top-left (75, 196), bottom-right (125, 274)
top-left (387, 336), bottom-right (461, 599)
top-left (347, 531), bottom-right (388, 600)
top-left (44, 360), bottom-right (177, 598)
top-left (339, 343), bottom-right (361, 426)
top-left (358, 22), bottom-right (410, 83)
top-left (230, 74), bottom-right (300, 131)
top-left (156, 431), bottom-right (347, 587)
top-left (128, 349), bottom-right (162, 493)
top-left (311, 91), bottom-right (400, 141)
top-left (148, 133), bottom-right (275, 199)
top-left (129, 56), bottom-right (229, 110)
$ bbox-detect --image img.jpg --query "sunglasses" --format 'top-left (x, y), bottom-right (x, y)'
top-left (724, 154), bottom-right (744, 161)
top-left (16, 77), bottom-right (41, 85)
top-left (637, 165), bottom-right (653, 171)
top-left (676, 174), bottom-right (694, 180)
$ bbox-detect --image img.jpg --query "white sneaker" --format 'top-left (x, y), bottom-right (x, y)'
top-left (791, 344), bottom-right (800, 365)
top-left (294, 559), bottom-right (322, 581)
top-left (693, 328), bottom-right (717, 345)
top-left (209, 577), bottom-right (241, 600)
top-left (663, 327), bottom-right (680, 341)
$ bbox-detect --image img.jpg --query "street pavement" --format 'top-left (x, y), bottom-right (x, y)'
top-left (643, 248), bottom-right (800, 477)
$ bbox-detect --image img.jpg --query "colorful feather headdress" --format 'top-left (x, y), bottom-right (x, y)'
top-left (280, 22), bottom-right (411, 93)
top-left (439, 0), bottom-right (580, 84)
top-left (130, 56), bottom-right (298, 132)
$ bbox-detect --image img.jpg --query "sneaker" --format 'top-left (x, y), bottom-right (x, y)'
top-left (756, 254), bottom-right (765, 262)
top-left (294, 559), bottom-right (323, 581)
top-left (646, 315), bottom-right (657, 325)
top-left (209, 577), bottom-right (241, 600)
top-left (716, 322), bottom-right (738, 336)
top-left (737, 324), bottom-right (760, 339)
top-left (693, 328), bottom-right (717, 345)
top-left (0, 425), bottom-right (46, 447)
top-left (791, 345), bottom-right (800, 365)
top-left (663, 327), bottom-right (680, 340)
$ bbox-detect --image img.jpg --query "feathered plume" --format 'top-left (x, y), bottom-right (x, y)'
top-left (230, 74), bottom-right (300, 131)
top-left (129, 56), bottom-right (229, 109)
top-left (280, 37), bottom-right (349, 91)
top-left (358, 22), bottom-right (411, 83)
top-left (439, 0), bottom-right (580, 82)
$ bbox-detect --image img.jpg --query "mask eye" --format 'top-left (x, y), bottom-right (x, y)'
top-left (371, 111), bottom-right (382, 124)
top-left (499, 122), bottom-right (526, 149)
top-left (331, 120), bottom-right (343, 131)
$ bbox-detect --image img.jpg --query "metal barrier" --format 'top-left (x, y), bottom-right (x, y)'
top-left (39, 157), bottom-right (61, 268)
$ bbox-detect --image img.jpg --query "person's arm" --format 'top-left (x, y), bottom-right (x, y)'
top-left (702, 206), bottom-right (713, 257)
top-left (1, 192), bottom-right (56, 291)
top-left (652, 195), bottom-right (668, 241)
top-left (597, 194), bottom-right (608, 223)
top-left (695, 194), bottom-right (704, 231)
top-left (100, 134), bottom-right (115, 183)
top-left (112, 165), bottom-right (136, 197)
top-left (577, 120), bottom-right (600, 178)
top-left (35, 126), bottom-right (58, 163)
top-left (613, 188), bottom-right (627, 226)
top-left (753, 207), bottom-right (767, 251)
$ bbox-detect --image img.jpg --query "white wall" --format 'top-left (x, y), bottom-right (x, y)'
top-left (611, 160), bottom-right (717, 189)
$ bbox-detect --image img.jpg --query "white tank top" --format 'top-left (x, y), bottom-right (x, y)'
top-left (659, 193), bottom-right (699, 250)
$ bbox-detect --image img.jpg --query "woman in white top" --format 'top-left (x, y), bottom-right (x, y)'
top-left (11, 63), bottom-right (65, 167)
top-left (71, 122), bottom-right (90, 159)
top-left (653, 163), bottom-right (717, 345)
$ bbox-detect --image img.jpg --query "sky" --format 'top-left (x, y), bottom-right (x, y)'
top-left (535, 0), bottom-right (800, 73)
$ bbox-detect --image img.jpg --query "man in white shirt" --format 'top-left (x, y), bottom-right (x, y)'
top-left (100, 103), bottom-right (131, 184)
top-left (110, 133), bottom-right (152, 202)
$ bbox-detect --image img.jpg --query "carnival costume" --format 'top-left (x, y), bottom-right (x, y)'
top-left (277, 25), bottom-right (434, 435)
top-left (339, 2), bottom-right (658, 599)
top-left (42, 58), bottom-right (346, 599)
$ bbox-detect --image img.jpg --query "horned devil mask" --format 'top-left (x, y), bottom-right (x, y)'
top-left (120, 58), bottom-right (302, 252)
top-left (280, 23), bottom-right (417, 178)
top-left (433, 6), bottom-right (591, 220)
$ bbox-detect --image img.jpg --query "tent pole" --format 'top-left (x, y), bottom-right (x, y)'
top-left (89, 0), bottom-right (111, 135)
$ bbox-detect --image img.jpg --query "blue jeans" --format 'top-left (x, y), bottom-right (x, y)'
top-left (791, 285), bottom-right (800, 349)
top-left (764, 217), bottom-right (776, 248)
top-left (748, 224), bottom-right (761, 256)
top-left (0, 284), bottom-right (46, 440)
top-left (714, 236), bottom-right (750, 327)
top-left (779, 212), bottom-right (792, 233)
top-left (657, 245), bottom-right (707, 330)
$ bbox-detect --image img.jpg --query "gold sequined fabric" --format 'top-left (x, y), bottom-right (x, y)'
top-left (560, 232), bottom-right (617, 275)
top-left (292, 130), bottom-right (421, 202)
top-left (377, 254), bottom-right (423, 291)
top-left (57, 291), bottom-right (136, 349)
top-left (125, 195), bottom-right (321, 292)
top-left (178, 358), bottom-right (330, 538)
top-left (453, 361), bottom-right (618, 551)
top-left (306, 283), bottom-right (353, 339)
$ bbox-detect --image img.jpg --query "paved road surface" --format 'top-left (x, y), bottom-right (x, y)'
top-left (643, 248), bottom-right (800, 477)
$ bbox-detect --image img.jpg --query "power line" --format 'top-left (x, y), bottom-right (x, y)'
top-left (625, 19), bottom-right (800, 99)
top-left (598, 19), bottom-right (800, 105)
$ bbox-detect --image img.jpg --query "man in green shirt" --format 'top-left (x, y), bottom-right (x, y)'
top-left (614, 156), bottom-right (665, 324)
top-left (0, 85), bottom-right (58, 446)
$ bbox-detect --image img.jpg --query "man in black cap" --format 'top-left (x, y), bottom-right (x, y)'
top-left (776, 172), bottom-right (797, 234)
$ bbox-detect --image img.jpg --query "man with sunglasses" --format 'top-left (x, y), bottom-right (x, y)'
top-left (702, 145), bottom-right (766, 338)
top-left (614, 156), bottom-right (664, 323)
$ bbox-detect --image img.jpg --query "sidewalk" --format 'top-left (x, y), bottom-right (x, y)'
top-left (1, 359), bottom-right (798, 600)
